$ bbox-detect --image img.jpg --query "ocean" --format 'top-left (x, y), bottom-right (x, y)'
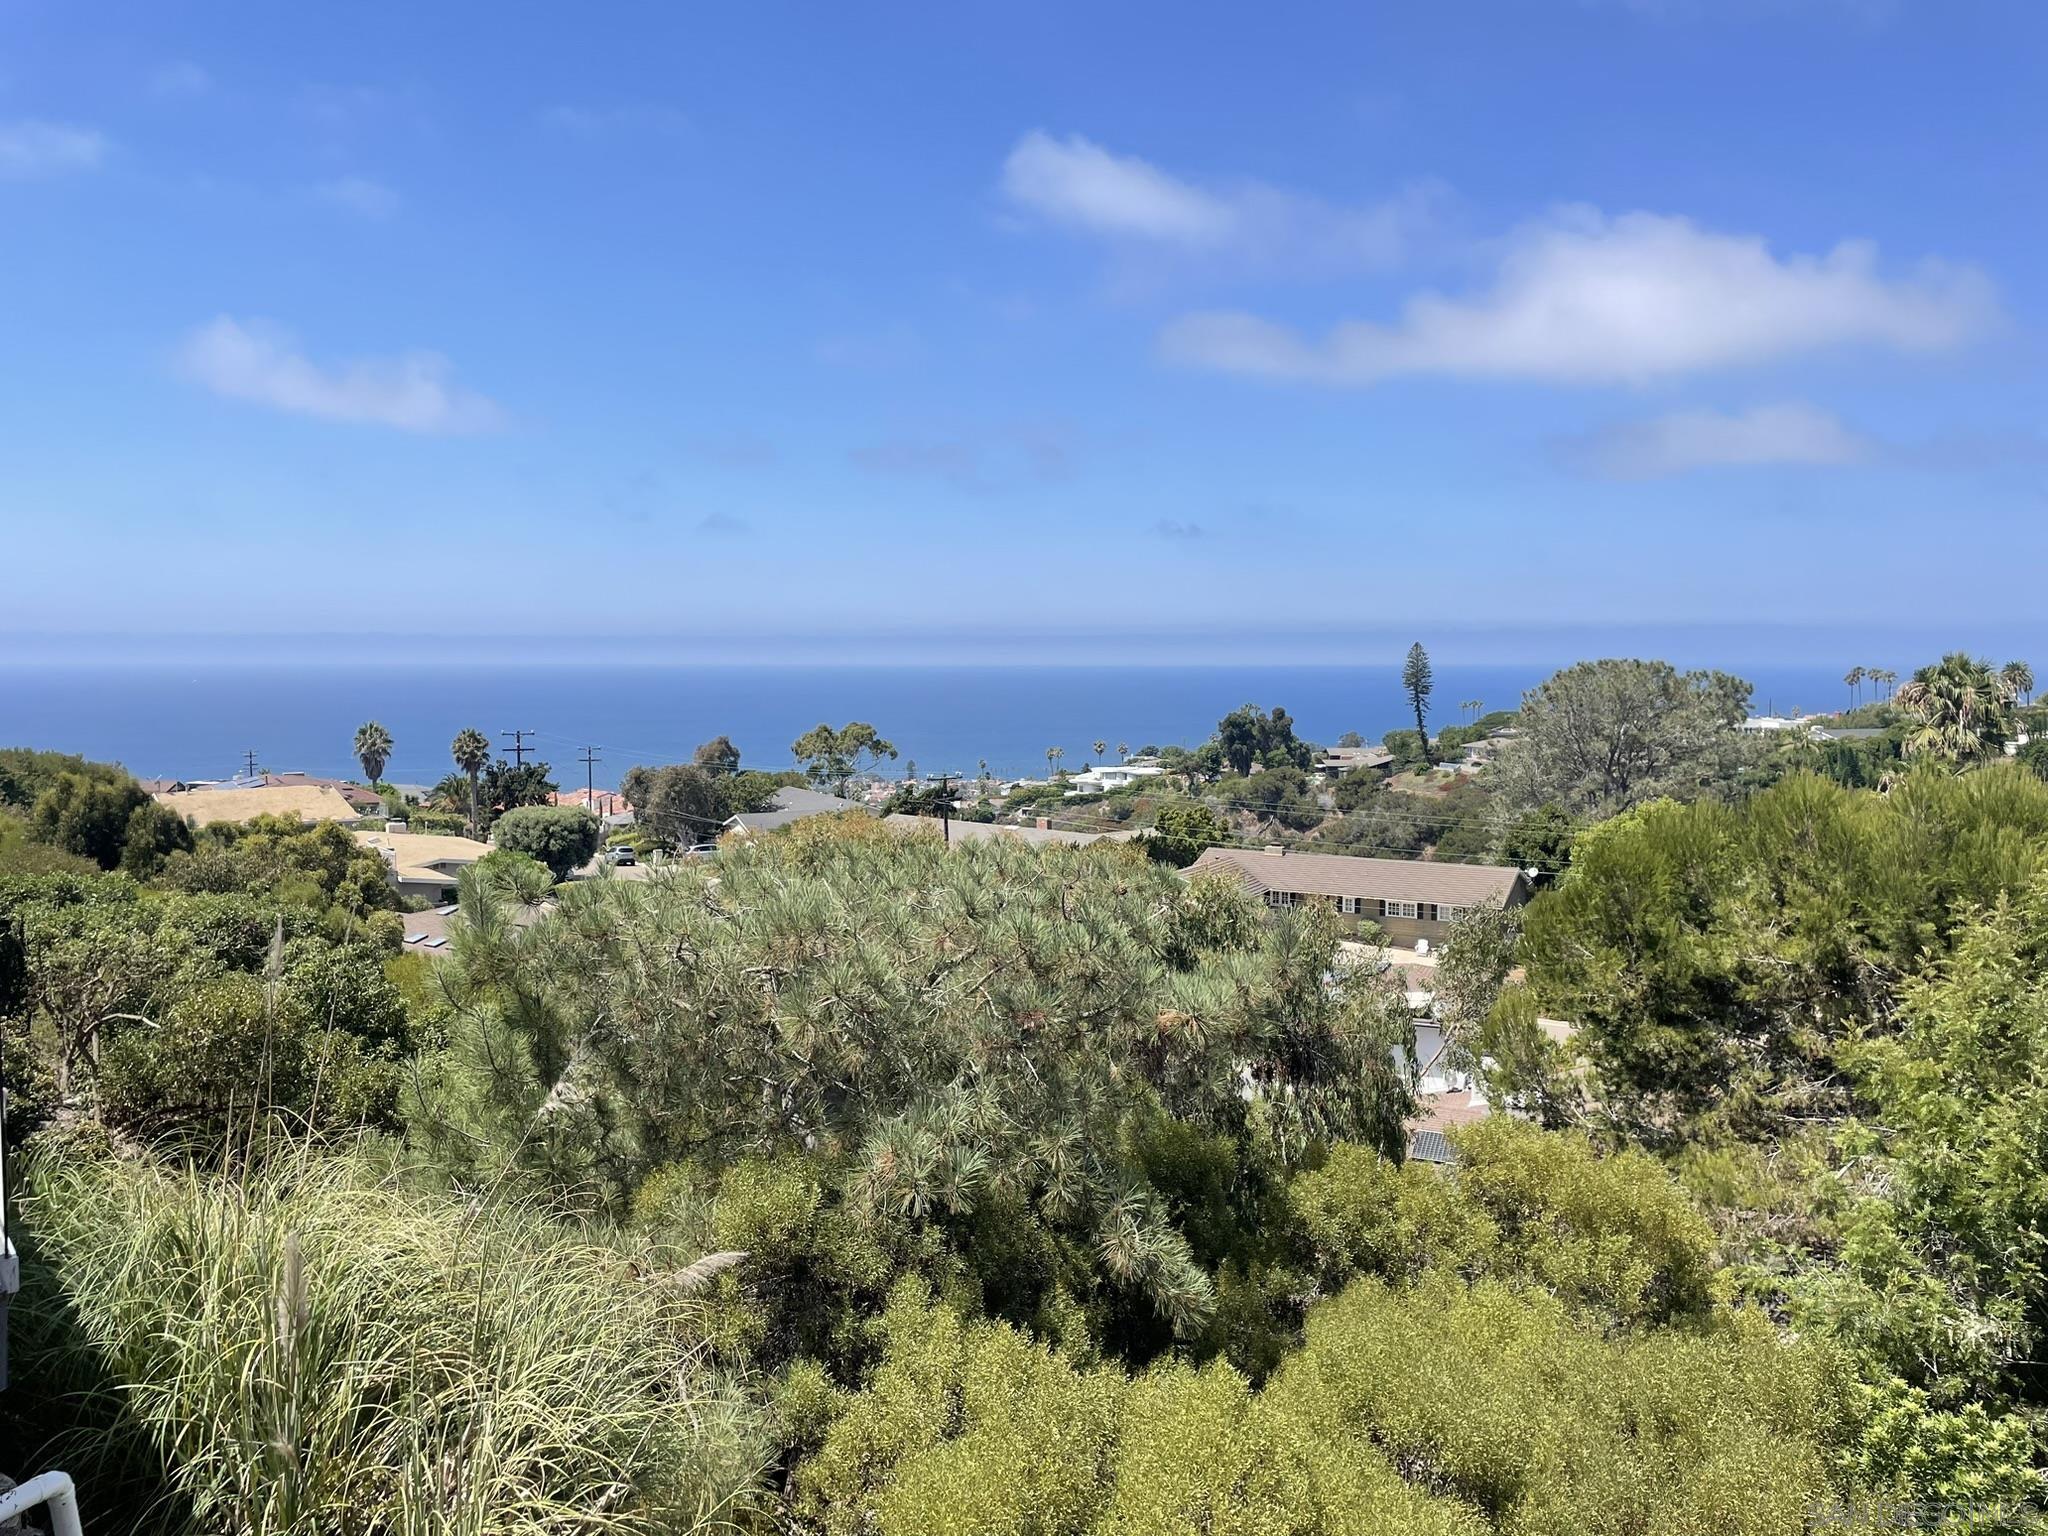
top-left (0, 660), bottom-right (1866, 788)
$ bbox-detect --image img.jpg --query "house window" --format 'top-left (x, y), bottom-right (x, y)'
top-left (1383, 899), bottom-right (1419, 920)
top-left (1265, 890), bottom-right (1299, 909)
top-left (1439, 905), bottom-right (1464, 923)
top-left (1339, 895), bottom-right (1359, 915)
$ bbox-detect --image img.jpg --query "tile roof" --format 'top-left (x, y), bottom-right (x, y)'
top-left (1186, 846), bottom-right (1526, 909)
top-left (155, 784), bottom-right (363, 827)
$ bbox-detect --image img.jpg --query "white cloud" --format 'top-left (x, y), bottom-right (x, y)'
top-left (177, 316), bottom-right (504, 435)
top-left (0, 120), bottom-right (107, 179)
top-left (1159, 207), bottom-right (1994, 385)
top-left (1000, 130), bottom-right (1435, 271)
top-left (149, 61), bottom-right (213, 100)
top-left (312, 175), bottom-right (400, 219)
top-left (1572, 403), bottom-right (1871, 479)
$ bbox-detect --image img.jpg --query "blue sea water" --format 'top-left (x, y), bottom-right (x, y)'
top-left (0, 661), bottom-right (1866, 788)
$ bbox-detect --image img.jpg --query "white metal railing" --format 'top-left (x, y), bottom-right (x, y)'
top-left (0, 1472), bottom-right (84, 1536)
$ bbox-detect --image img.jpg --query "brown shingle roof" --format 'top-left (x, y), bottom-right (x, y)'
top-left (1186, 846), bottom-right (1525, 909)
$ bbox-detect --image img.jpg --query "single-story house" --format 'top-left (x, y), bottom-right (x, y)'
top-left (352, 829), bottom-right (495, 903)
top-left (1185, 845), bottom-right (1530, 946)
top-left (1314, 745), bottom-right (1394, 781)
top-left (255, 771), bottom-right (385, 813)
top-left (155, 784), bottom-right (363, 828)
top-left (1063, 763), bottom-right (1166, 795)
top-left (883, 813), bottom-right (1135, 848)
top-left (725, 786), bottom-right (865, 837)
top-left (399, 897), bottom-right (556, 958)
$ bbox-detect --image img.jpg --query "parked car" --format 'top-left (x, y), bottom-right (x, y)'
top-left (685, 842), bottom-right (720, 859)
top-left (606, 845), bottom-right (637, 866)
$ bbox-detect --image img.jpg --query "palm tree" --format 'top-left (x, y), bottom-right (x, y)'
top-left (1843, 666), bottom-right (1864, 710)
top-left (1895, 653), bottom-right (2018, 764)
top-left (1093, 740), bottom-right (1108, 763)
top-left (353, 721), bottom-right (394, 785)
top-left (1046, 745), bottom-right (1065, 779)
top-left (1117, 742), bottom-right (1129, 763)
top-left (2003, 660), bottom-right (2033, 708)
top-left (451, 727), bottom-right (491, 837)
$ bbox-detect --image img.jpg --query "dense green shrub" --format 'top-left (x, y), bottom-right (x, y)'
top-left (798, 1275), bottom-right (1845, 1536)
top-left (492, 803), bottom-right (602, 880)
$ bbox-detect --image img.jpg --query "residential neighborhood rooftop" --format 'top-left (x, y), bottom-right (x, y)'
top-left (352, 829), bottom-right (494, 886)
top-left (727, 786), bottom-right (864, 834)
top-left (1186, 845), bottom-right (1526, 909)
top-left (154, 784), bottom-right (363, 827)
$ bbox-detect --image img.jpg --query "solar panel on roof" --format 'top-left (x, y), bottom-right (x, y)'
top-left (424, 936), bottom-right (448, 948)
top-left (434, 903), bottom-right (460, 916)
top-left (1406, 1129), bottom-right (1455, 1165)
top-left (404, 932), bottom-right (429, 944)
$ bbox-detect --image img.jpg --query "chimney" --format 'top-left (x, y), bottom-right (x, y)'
top-left (385, 819), bottom-right (409, 834)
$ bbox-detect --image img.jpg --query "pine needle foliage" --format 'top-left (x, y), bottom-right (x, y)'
top-left (406, 823), bottom-right (1414, 1336)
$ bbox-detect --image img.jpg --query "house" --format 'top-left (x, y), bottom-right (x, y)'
top-left (1185, 845), bottom-right (1530, 945)
top-left (398, 897), bottom-right (556, 958)
top-left (154, 783), bottom-right (364, 828)
top-left (352, 829), bottom-right (495, 903)
top-left (255, 771), bottom-right (385, 813)
top-left (883, 813), bottom-right (1134, 848)
top-left (553, 787), bottom-right (629, 818)
top-left (1738, 713), bottom-right (1824, 733)
top-left (724, 785), bottom-right (865, 837)
top-left (1063, 763), bottom-right (1166, 795)
top-left (1313, 745), bottom-right (1393, 781)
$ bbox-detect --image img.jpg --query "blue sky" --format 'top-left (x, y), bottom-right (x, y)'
top-left (1, 1), bottom-right (2042, 661)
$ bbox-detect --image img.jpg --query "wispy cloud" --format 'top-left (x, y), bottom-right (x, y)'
top-left (1160, 207), bottom-right (1994, 386)
top-left (850, 437), bottom-right (985, 491)
top-left (1567, 403), bottom-right (1871, 479)
top-left (686, 431), bottom-right (779, 468)
top-left (815, 325), bottom-right (926, 372)
top-left (697, 512), bottom-right (749, 534)
top-left (149, 61), bottom-right (213, 100)
top-left (540, 103), bottom-right (689, 141)
top-left (177, 316), bottom-right (504, 434)
top-left (0, 120), bottom-right (107, 179)
top-left (1153, 518), bottom-right (1205, 540)
top-left (311, 175), bottom-right (400, 219)
top-left (1000, 129), bottom-right (1439, 274)
top-left (850, 424), bottom-right (1081, 494)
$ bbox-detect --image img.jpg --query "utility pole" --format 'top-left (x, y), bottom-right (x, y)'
top-left (242, 748), bottom-right (259, 779)
top-left (931, 772), bottom-right (958, 845)
top-left (578, 745), bottom-right (601, 816)
top-left (501, 729), bottom-right (535, 767)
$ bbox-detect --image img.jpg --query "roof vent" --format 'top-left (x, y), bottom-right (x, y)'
top-left (1263, 845), bottom-right (1284, 856)
top-left (385, 819), bottom-right (409, 834)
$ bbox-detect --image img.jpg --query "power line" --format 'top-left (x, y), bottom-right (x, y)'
top-left (501, 729), bottom-right (536, 767)
top-left (577, 744), bottom-right (601, 815)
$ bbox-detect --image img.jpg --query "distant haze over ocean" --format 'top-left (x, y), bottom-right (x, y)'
top-left (0, 655), bottom-right (1914, 787)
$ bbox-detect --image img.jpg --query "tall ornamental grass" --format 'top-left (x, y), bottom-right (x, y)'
top-left (10, 1143), bottom-right (768, 1535)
